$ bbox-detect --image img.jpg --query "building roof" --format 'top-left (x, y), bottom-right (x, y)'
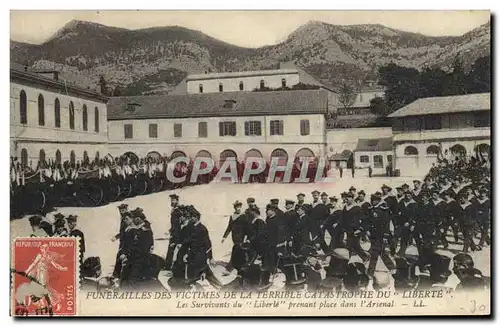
top-left (107, 89), bottom-right (328, 120)
top-left (355, 137), bottom-right (393, 152)
top-left (388, 93), bottom-right (490, 118)
top-left (279, 62), bottom-right (336, 92)
top-left (186, 69), bottom-right (299, 82)
top-left (329, 153), bottom-right (350, 161)
top-left (10, 62), bottom-right (108, 103)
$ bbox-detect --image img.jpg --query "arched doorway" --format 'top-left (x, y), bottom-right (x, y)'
top-left (270, 148), bottom-right (288, 165)
top-left (95, 151), bottom-right (100, 162)
top-left (244, 149), bottom-right (263, 160)
top-left (83, 150), bottom-right (89, 163)
top-left (426, 145), bottom-right (440, 156)
top-left (450, 144), bottom-right (466, 158)
top-left (195, 150), bottom-right (212, 158)
top-left (55, 150), bottom-right (62, 164)
top-left (475, 143), bottom-right (490, 155)
top-left (170, 151), bottom-right (186, 160)
top-left (39, 149), bottom-right (46, 165)
top-left (295, 148), bottom-right (315, 158)
top-left (122, 151), bottom-right (139, 164)
top-left (146, 151), bottom-right (162, 161)
top-left (404, 146), bottom-right (419, 156)
top-left (220, 149), bottom-right (237, 166)
top-left (341, 149), bottom-right (354, 168)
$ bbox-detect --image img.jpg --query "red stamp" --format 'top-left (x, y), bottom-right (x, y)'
top-left (11, 237), bottom-right (78, 316)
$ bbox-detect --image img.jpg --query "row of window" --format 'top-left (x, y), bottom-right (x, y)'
top-left (359, 155), bottom-right (392, 168)
top-left (124, 119), bottom-right (311, 139)
top-left (401, 144), bottom-right (490, 156)
top-left (199, 79), bottom-right (287, 93)
top-left (19, 148), bottom-right (100, 166)
top-left (399, 113), bottom-right (490, 131)
top-left (18, 90), bottom-right (100, 132)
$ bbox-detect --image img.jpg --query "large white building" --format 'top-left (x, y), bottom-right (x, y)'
top-left (107, 90), bottom-right (329, 165)
top-left (389, 93), bottom-right (491, 176)
top-left (186, 69), bottom-right (301, 94)
top-left (10, 64), bottom-right (108, 167)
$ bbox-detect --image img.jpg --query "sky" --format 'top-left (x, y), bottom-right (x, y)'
top-left (10, 10), bottom-right (490, 48)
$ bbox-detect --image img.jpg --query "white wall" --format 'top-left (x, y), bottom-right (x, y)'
top-left (187, 73), bottom-right (300, 94)
top-left (10, 82), bottom-right (108, 163)
top-left (326, 127), bottom-right (393, 155)
top-left (354, 150), bottom-right (393, 170)
top-left (107, 114), bottom-right (326, 161)
top-left (394, 137), bottom-right (491, 177)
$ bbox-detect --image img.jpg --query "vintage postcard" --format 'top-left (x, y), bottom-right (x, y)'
top-left (9, 10), bottom-right (491, 317)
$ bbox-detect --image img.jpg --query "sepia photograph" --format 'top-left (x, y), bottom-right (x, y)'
top-left (9, 9), bottom-right (491, 317)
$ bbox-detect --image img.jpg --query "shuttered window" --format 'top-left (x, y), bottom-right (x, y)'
top-left (270, 120), bottom-right (284, 135)
top-left (174, 123), bottom-right (182, 138)
top-left (300, 119), bottom-right (310, 136)
top-left (244, 121), bottom-right (261, 136)
top-left (219, 121), bottom-right (237, 136)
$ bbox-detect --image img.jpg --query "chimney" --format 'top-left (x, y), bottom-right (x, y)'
top-left (53, 71), bottom-right (59, 81)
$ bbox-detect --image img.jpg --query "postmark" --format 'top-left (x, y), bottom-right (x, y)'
top-left (12, 237), bottom-right (79, 316)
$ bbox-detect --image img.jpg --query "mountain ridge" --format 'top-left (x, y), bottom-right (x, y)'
top-left (10, 19), bottom-right (490, 95)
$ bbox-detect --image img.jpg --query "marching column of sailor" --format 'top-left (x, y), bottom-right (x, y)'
top-left (27, 152), bottom-right (490, 292)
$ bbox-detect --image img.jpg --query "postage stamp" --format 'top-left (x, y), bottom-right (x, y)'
top-left (9, 10), bottom-right (491, 317)
top-left (11, 237), bottom-right (79, 317)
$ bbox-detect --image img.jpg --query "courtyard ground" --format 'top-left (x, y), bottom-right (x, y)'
top-left (10, 177), bottom-right (491, 289)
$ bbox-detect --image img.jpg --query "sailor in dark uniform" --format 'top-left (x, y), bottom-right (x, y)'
top-left (321, 196), bottom-right (343, 249)
top-left (54, 218), bottom-right (69, 236)
top-left (349, 186), bottom-right (357, 198)
top-left (67, 215), bottom-right (85, 261)
top-left (112, 204), bottom-right (129, 279)
top-left (431, 190), bottom-right (448, 248)
top-left (476, 188), bottom-right (490, 247)
top-left (222, 200), bottom-right (248, 274)
top-left (295, 193), bottom-right (310, 212)
top-left (309, 191), bottom-right (330, 254)
top-left (355, 190), bottom-right (371, 242)
top-left (283, 199), bottom-right (299, 251)
top-left (443, 190), bottom-right (461, 244)
top-left (452, 253), bottom-right (489, 291)
top-left (458, 192), bottom-right (479, 253)
top-left (366, 194), bottom-right (395, 276)
top-left (246, 197), bottom-right (258, 214)
top-left (263, 204), bottom-right (287, 286)
top-left (290, 205), bottom-right (312, 256)
top-left (269, 198), bottom-right (284, 222)
top-left (118, 212), bottom-right (139, 286)
top-left (412, 180), bottom-right (424, 204)
top-left (165, 194), bottom-right (182, 271)
top-left (343, 192), bottom-right (369, 262)
top-left (397, 191), bottom-right (418, 257)
top-left (183, 206), bottom-right (221, 289)
top-left (29, 215), bottom-right (49, 237)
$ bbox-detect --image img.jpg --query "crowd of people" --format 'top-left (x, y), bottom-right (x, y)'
top-left (23, 148), bottom-right (491, 293)
top-left (10, 153), bottom-right (331, 218)
top-left (80, 149), bottom-right (489, 292)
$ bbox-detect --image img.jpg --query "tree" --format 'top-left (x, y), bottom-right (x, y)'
top-left (378, 63), bottom-right (423, 111)
top-left (443, 54), bottom-right (467, 96)
top-left (369, 97), bottom-right (392, 116)
top-left (338, 83), bottom-right (358, 109)
top-left (99, 75), bottom-right (108, 96)
top-left (112, 86), bottom-right (123, 97)
top-left (467, 55), bottom-right (490, 93)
